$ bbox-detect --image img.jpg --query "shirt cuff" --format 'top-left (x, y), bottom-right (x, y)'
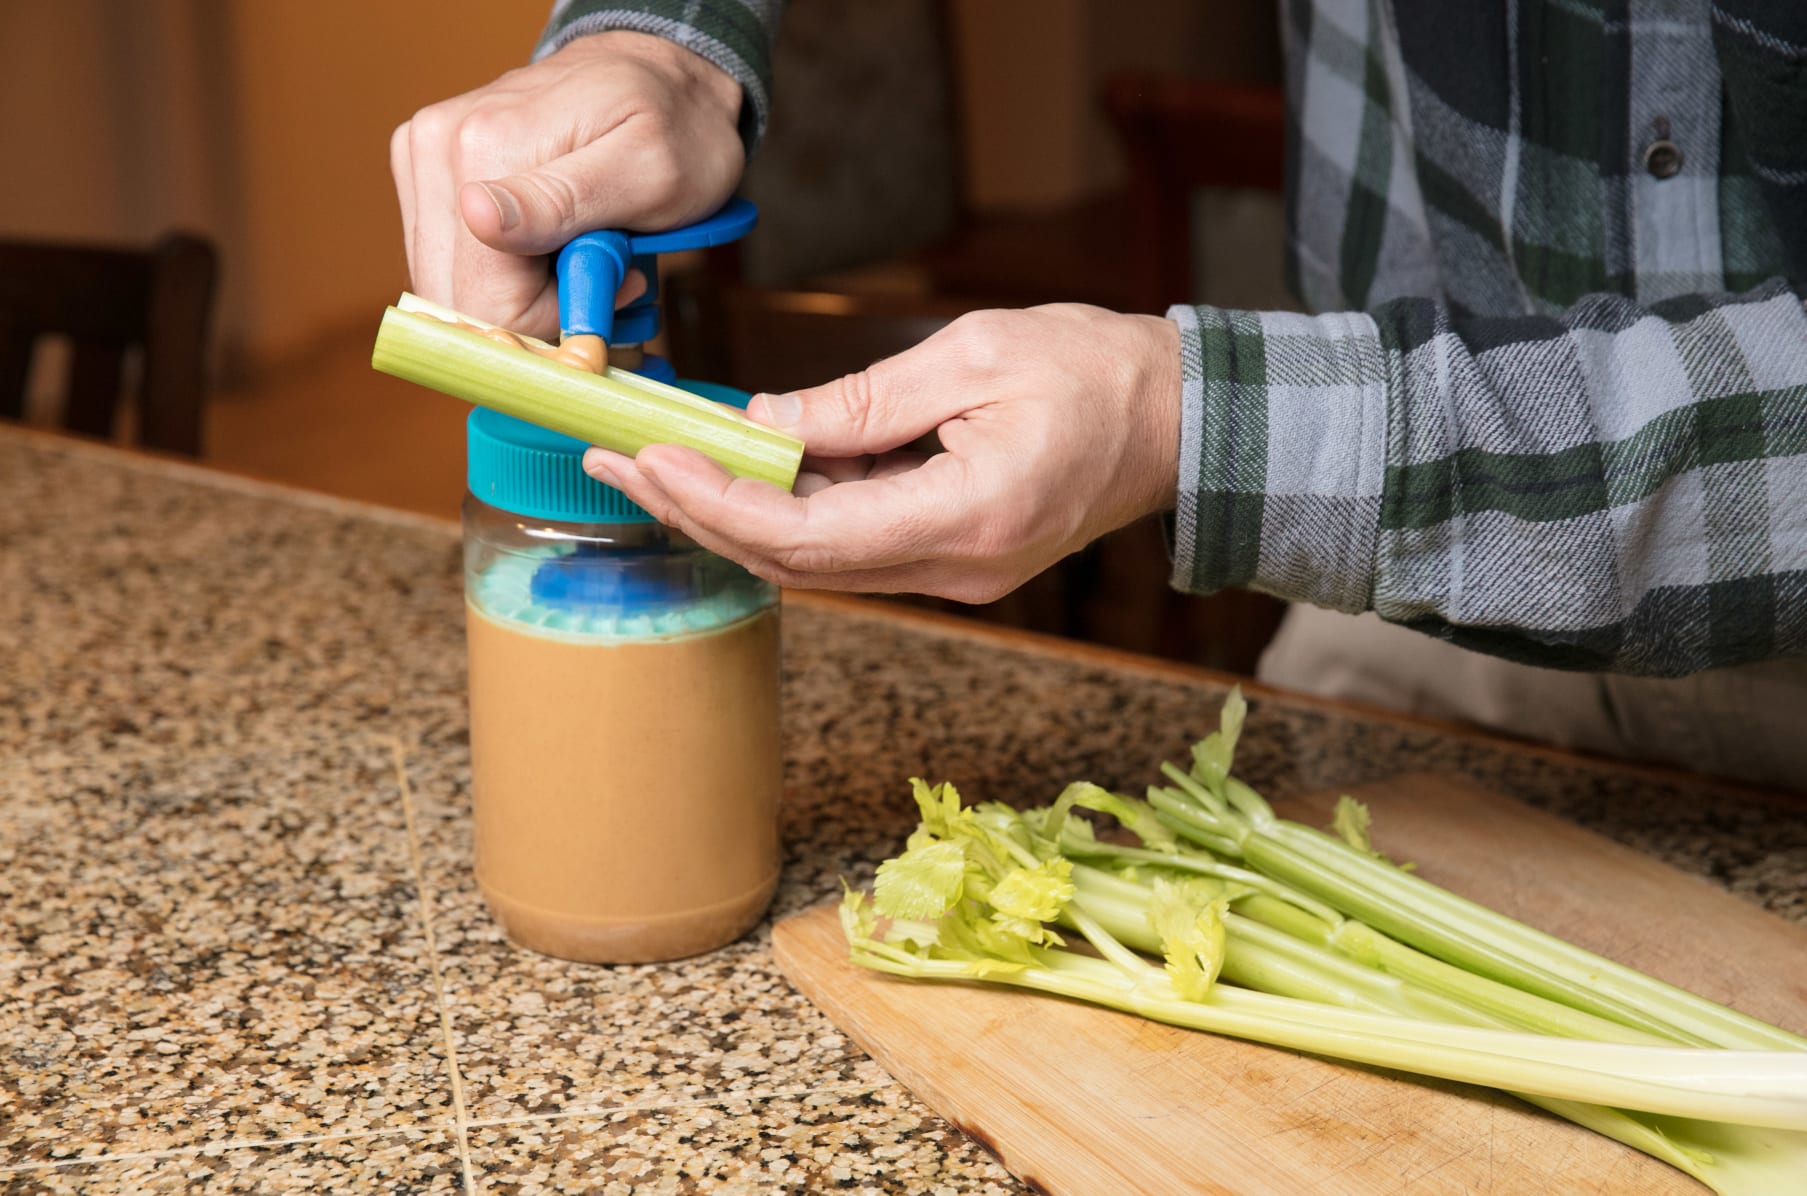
top-left (533, 2), bottom-right (777, 156)
top-left (1166, 303), bottom-right (1391, 613)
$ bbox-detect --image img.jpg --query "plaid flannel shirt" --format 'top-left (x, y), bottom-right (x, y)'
top-left (539, 0), bottom-right (1807, 676)
top-left (1177, 0), bottom-right (1807, 675)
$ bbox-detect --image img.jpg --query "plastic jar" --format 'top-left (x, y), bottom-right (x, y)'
top-left (461, 405), bottom-right (781, 963)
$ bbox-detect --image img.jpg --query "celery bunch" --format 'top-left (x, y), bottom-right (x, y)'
top-left (841, 690), bottom-right (1807, 1193)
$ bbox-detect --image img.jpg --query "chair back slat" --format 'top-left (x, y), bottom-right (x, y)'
top-left (1102, 75), bottom-right (1287, 313)
top-left (0, 322), bottom-right (30, 422)
top-left (63, 341), bottom-right (128, 439)
top-left (723, 292), bottom-right (964, 397)
top-left (139, 235), bottom-right (217, 455)
top-left (0, 232), bottom-right (216, 455)
top-left (0, 242), bottom-right (153, 344)
top-left (664, 273), bottom-right (970, 398)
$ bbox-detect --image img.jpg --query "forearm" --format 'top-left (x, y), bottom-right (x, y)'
top-left (1169, 279), bottom-right (1807, 675)
top-left (535, 0), bottom-right (784, 152)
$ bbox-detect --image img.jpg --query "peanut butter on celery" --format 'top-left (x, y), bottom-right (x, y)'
top-left (441, 317), bottom-right (608, 373)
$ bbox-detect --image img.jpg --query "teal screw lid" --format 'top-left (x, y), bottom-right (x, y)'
top-left (465, 379), bottom-right (752, 523)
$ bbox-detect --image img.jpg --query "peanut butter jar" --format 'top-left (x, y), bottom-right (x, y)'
top-left (461, 407), bottom-right (781, 964)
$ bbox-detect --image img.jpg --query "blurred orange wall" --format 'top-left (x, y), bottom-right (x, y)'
top-left (0, 1), bottom-right (547, 371)
top-left (219, 1), bottom-right (551, 369)
top-left (2, 2), bottom-right (1280, 370)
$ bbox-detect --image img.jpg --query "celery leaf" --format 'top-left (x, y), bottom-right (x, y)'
top-left (1190, 688), bottom-right (1249, 798)
top-left (874, 839), bottom-right (966, 920)
top-left (1149, 879), bottom-right (1229, 1001)
top-left (1332, 795), bottom-right (1374, 854)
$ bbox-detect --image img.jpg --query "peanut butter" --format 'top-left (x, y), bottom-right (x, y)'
top-left (433, 315), bottom-right (611, 374)
top-left (465, 602), bottom-right (782, 963)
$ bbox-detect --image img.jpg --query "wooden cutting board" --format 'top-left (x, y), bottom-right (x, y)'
top-left (773, 773), bottom-right (1807, 1195)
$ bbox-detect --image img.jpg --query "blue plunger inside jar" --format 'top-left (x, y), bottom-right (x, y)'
top-left (530, 544), bottom-right (686, 614)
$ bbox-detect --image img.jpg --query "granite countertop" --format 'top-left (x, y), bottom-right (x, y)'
top-left (2, 426), bottom-right (1803, 1194)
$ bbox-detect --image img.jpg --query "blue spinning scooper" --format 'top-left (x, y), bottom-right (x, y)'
top-left (500, 198), bottom-right (764, 614)
top-left (554, 197), bottom-right (759, 385)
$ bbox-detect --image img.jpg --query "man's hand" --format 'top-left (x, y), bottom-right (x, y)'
top-left (391, 31), bottom-right (744, 339)
top-left (581, 305), bottom-right (1182, 602)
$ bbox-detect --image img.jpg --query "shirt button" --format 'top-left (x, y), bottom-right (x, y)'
top-left (1644, 139), bottom-right (1683, 179)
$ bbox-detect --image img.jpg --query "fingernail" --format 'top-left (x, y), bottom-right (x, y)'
top-left (756, 392), bottom-right (802, 428)
top-left (479, 181), bottom-right (520, 232)
top-left (582, 451), bottom-right (618, 487)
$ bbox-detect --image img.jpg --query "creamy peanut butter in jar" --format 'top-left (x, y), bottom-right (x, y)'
top-left (461, 408), bottom-right (781, 964)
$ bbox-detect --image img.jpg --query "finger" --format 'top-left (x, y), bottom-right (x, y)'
top-left (590, 456), bottom-right (921, 591)
top-left (407, 125), bottom-right (559, 334)
top-left (390, 122), bottom-right (417, 280)
top-left (592, 446), bottom-right (871, 493)
top-left (599, 451), bottom-right (920, 502)
top-left (798, 454), bottom-right (877, 485)
top-left (582, 447), bottom-right (633, 491)
top-left (796, 447), bottom-right (931, 485)
top-left (760, 557), bottom-right (1017, 603)
top-left (585, 449), bottom-right (1019, 600)
top-left (434, 257), bottom-right (642, 344)
top-left (742, 324), bottom-right (986, 457)
top-left (582, 450), bottom-right (766, 554)
top-left (405, 113), bottom-right (463, 305)
top-left (791, 450), bottom-right (925, 496)
top-left (449, 241), bottom-right (559, 337)
top-left (585, 441), bottom-right (844, 498)
top-left (616, 268), bottom-right (648, 308)
top-left (634, 443), bottom-right (976, 575)
top-left (866, 450), bottom-right (931, 480)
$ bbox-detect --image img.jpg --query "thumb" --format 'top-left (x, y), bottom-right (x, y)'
top-left (459, 167), bottom-right (594, 255)
top-left (460, 141), bottom-right (675, 255)
top-left (746, 345), bottom-right (973, 457)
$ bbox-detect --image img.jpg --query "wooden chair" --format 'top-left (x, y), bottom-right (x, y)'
top-left (0, 231), bottom-right (218, 456)
top-left (665, 276), bottom-right (973, 396)
top-left (1102, 75), bottom-right (1288, 312)
top-left (1090, 75), bottom-right (1292, 673)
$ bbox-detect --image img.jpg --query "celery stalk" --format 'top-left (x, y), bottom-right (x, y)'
top-left (846, 894), bottom-right (1807, 1129)
top-left (1056, 863), bottom-right (1806, 1192)
top-left (1072, 885), bottom-right (1807, 1191)
top-left (1236, 825), bottom-right (1806, 1050)
top-left (842, 698), bottom-right (1807, 1193)
top-left (370, 293), bottom-right (803, 490)
top-left (1143, 692), bottom-right (1807, 1054)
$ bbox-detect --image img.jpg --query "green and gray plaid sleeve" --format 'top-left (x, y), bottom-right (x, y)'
top-left (1173, 1), bottom-right (1807, 677)
top-left (1169, 282), bottom-right (1807, 676)
top-left (533, 0), bottom-right (784, 154)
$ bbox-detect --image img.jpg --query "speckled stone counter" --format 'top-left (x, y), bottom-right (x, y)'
top-left (2, 427), bottom-right (1804, 1194)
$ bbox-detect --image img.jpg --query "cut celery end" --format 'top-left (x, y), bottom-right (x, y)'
top-left (370, 297), bottom-right (804, 491)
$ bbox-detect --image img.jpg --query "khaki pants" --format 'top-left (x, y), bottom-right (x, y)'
top-left (1257, 606), bottom-right (1807, 793)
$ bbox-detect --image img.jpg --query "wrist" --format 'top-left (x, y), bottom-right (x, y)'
top-left (561, 30), bottom-right (744, 146)
top-left (1126, 313), bottom-right (1182, 521)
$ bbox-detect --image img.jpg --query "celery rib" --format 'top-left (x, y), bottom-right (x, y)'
top-left (841, 691), bottom-right (1807, 1193)
top-left (1244, 823), bottom-right (1807, 1053)
top-left (370, 299), bottom-right (803, 490)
